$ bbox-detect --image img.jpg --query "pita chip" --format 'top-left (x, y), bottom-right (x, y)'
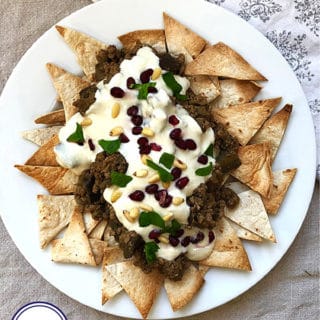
top-left (231, 143), bottom-right (273, 198)
top-left (89, 238), bottom-right (109, 265)
top-left (250, 104), bottom-right (293, 162)
top-left (198, 265), bottom-right (210, 278)
top-left (164, 264), bottom-right (204, 311)
top-left (118, 29), bottom-right (166, 53)
top-left (89, 220), bottom-right (108, 240)
top-left (15, 165), bottom-right (77, 195)
top-left (185, 42), bottom-right (267, 80)
top-left (189, 75), bottom-right (220, 103)
top-left (226, 218), bottom-right (263, 242)
top-left (262, 168), bottom-right (297, 214)
top-left (163, 13), bottom-right (207, 63)
top-left (83, 212), bottom-right (101, 234)
top-left (212, 98), bottom-right (281, 145)
top-left (107, 261), bottom-right (163, 319)
top-left (56, 25), bottom-right (108, 79)
top-left (46, 63), bottom-right (90, 120)
top-left (103, 225), bottom-right (117, 246)
top-left (22, 126), bottom-right (62, 146)
top-left (211, 79), bottom-right (262, 109)
top-left (51, 207), bottom-right (96, 266)
top-left (37, 195), bottom-right (76, 248)
top-left (200, 217), bottom-right (251, 271)
top-left (25, 134), bottom-right (60, 166)
top-left (34, 109), bottom-right (65, 125)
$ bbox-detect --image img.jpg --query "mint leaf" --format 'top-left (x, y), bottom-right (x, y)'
top-left (139, 211), bottom-right (165, 229)
top-left (132, 82), bottom-right (156, 100)
top-left (146, 159), bottom-right (173, 182)
top-left (144, 242), bottom-right (159, 264)
top-left (67, 123), bottom-right (85, 144)
top-left (195, 162), bottom-right (213, 176)
top-left (164, 219), bottom-right (181, 236)
top-left (98, 139), bottom-right (121, 154)
top-left (159, 152), bottom-right (175, 169)
top-left (162, 72), bottom-right (187, 100)
top-left (111, 171), bottom-right (132, 188)
top-left (204, 144), bottom-right (214, 157)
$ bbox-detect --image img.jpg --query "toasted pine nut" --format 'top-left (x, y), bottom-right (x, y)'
top-left (163, 212), bottom-right (173, 222)
top-left (80, 117), bottom-right (92, 126)
top-left (129, 207), bottom-right (140, 219)
top-left (123, 210), bottom-right (135, 223)
top-left (139, 203), bottom-right (153, 212)
top-left (151, 68), bottom-right (162, 80)
top-left (111, 189), bottom-right (122, 203)
top-left (172, 197), bottom-right (184, 205)
top-left (110, 126), bottom-right (123, 136)
top-left (134, 169), bottom-right (148, 178)
top-left (142, 127), bottom-right (155, 137)
top-left (141, 154), bottom-right (152, 165)
top-left (174, 159), bottom-right (187, 170)
top-left (111, 102), bottom-right (121, 118)
top-left (162, 181), bottom-right (171, 189)
top-left (148, 173), bottom-right (160, 183)
top-left (159, 235), bottom-right (169, 244)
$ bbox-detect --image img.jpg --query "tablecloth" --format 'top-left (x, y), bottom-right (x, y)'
top-left (0, 0), bottom-right (319, 319)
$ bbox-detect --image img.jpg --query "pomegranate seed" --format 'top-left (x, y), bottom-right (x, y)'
top-left (175, 139), bottom-right (187, 150)
top-left (129, 190), bottom-right (145, 201)
top-left (137, 137), bottom-right (149, 146)
top-left (175, 229), bottom-right (184, 238)
top-left (139, 144), bottom-right (151, 155)
top-left (175, 177), bottom-right (189, 189)
top-left (155, 189), bottom-right (167, 201)
top-left (169, 128), bottom-right (182, 140)
top-left (190, 236), bottom-right (199, 244)
top-left (127, 77), bottom-right (136, 89)
top-left (119, 133), bottom-right (129, 143)
top-left (148, 87), bottom-right (158, 94)
top-left (140, 69), bottom-right (153, 83)
top-left (169, 235), bottom-right (180, 247)
top-left (127, 105), bottom-right (138, 116)
top-left (150, 143), bottom-right (162, 151)
top-left (132, 126), bottom-right (143, 135)
top-left (185, 139), bottom-right (197, 150)
top-left (191, 231), bottom-right (205, 244)
top-left (168, 115), bottom-right (179, 126)
top-left (171, 167), bottom-right (182, 180)
top-left (110, 87), bottom-right (125, 98)
top-left (208, 231), bottom-right (215, 243)
top-left (149, 229), bottom-right (162, 240)
top-left (197, 155), bottom-right (208, 164)
top-left (145, 184), bottom-right (159, 194)
top-left (88, 139), bottom-right (95, 151)
top-left (131, 115), bottom-right (143, 126)
top-left (181, 236), bottom-right (191, 247)
top-left (160, 194), bottom-right (172, 208)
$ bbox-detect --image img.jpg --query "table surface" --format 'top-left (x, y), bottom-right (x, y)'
top-left (0, 1), bottom-right (319, 319)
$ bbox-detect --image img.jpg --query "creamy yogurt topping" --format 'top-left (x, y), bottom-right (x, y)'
top-left (55, 47), bottom-right (216, 261)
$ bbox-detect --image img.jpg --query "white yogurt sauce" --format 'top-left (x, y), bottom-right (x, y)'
top-left (55, 47), bottom-right (216, 261)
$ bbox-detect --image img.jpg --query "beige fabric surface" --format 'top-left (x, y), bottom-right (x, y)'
top-left (0, 1), bottom-right (319, 319)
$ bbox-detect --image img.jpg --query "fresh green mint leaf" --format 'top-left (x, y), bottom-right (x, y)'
top-left (132, 82), bottom-right (156, 100)
top-left (67, 123), bottom-right (85, 144)
top-left (144, 241), bottom-right (159, 264)
top-left (164, 219), bottom-right (181, 236)
top-left (195, 162), bottom-right (213, 176)
top-left (204, 143), bottom-right (214, 157)
top-left (162, 72), bottom-right (187, 100)
top-left (159, 152), bottom-right (175, 169)
top-left (139, 211), bottom-right (165, 229)
top-left (98, 139), bottom-right (121, 154)
top-left (111, 171), bottom-right (133, 188)
top-left (146, 159), bottom-right (173, 182)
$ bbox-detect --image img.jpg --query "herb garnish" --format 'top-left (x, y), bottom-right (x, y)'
top-left (144, 242), bottom-right (160, 264)
top-left (98, 138), bottom-right (121, 154)
top-left (67, 123), bottom-right (85, 144)
top-left (164, 219), bottom-right (181, 236)
top-left (111, 171), bottom-right (133, 188)
top-left (139, 211), bottom-right (165, 229)
top-left (162, 72), bottom-right (187, 100)
top-left (146, 159), bottom-right (174, 182)
top-left (159, 152), bottom-right (175, 169)
top-left (132, 82), bottom-right (156, 100)
top-left (195, 162), bottom-right (213, 176)
top-left (204, 143), bottom-right (214, 157)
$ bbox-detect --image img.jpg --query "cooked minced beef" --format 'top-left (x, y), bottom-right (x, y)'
top-left (157, 52), bottom-right (185, 75)
top-left (73, 85), bottom-right (98, 116)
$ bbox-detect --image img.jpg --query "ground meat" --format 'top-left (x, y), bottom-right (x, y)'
top-left (217, 187), bottom-right (240, 209)
top-left (158, 52), bottom-right (185, 75)
top-left (185, 88), bottom-right (209, 106)
top-left (182, 104), bottom-right (213, 132)
top-left (73, 85), bottom-right (97, 116)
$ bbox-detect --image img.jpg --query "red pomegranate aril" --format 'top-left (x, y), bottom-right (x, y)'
top-left (139, 144), bottom-right (151, 155)
top-left (127, 105), bottom-right (138, 116)
top-left (197, 154), bottom-right (208, 164)
top-left (160, 195), bottom-right (173, 208)
top-left (181, 236), bottom-right (191, 247)
top-left (119, 133), bottom-right (129, 143)
top-left (168, 115), bottom-right (179, 126)
top-left (155, 189), bottom-right (167, 201)
top-left (171, 167), bottom-right (182, 180)
top-left (148, 87), bottom-right (158, 94)
top-left (150, 143), bottom-right (162, 151)
top-left (196, 231), bottom-right (205, 242)
top-left (175, 177), bottom-right (189, 189)
top-left (208, 231), bottom-right (215, 243)
top-left (140, 68), bottom-right (153, 83)
top-left (169, 128), bottom-right (182, 140)
top-left (190, 236), bottom-right (199, 244)
top-left (127, 77), bottom-right (136, 89)
top-left (175, 229), bottom-right (184, 238)
top-left (129, 190), bottom-right (145, 201)
top-left (185, 139), bottom-right (197, 150)
top-left (110, 87), bottom-right (125, 98)
top-left (169, 235), bottom-right (180, 247)
top-left (132, 126), bottom-right (143, 135)
top-left (149, 229), bottom-right (162, 240)
top-left (175, 139), bottom-right (187, 150)
top-left (145, 184), bottom-right (159, 194)
top-left (137, 137), bottom-right (149, 146)
top-left (88, 139), bottom-right (95, 151)
top-left (131, 115), bottom-right (143, 126)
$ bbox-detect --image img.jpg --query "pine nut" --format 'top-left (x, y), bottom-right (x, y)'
top-left (139, 203), bottom-right (153, 212)
top-left (141, 154), bottom-right (152, 165)
top-left (162, 181), bottom-right (171, 189)
top-left (151, 68), bottom-right (162, 80)
top-left (148, 173), bottom-right (160, 183)
top-left (110, 126), bottom-right (123, 136)
top-left (174, 159), bottom-right (187, 170)
top-left (129, 207), bottom-right (140, 219)
top-left (172, 197), bottom-right (184, 205)
top-left (123, 210), bottom-right (135, 223)
top-left (159, 235), bottom-right (169, 244)
top-left (134, 169), bottom-right (148, 178)
top-left (163, 212), bottom-right (173, 221)
top-left (80, 117), bottom-right (92, 126)
top-left (111, 189), bottom-right (122, 203)
top-left (142, 127), bottom-right (155, 137)
top-left (111, 102), bottom-right (121, 118)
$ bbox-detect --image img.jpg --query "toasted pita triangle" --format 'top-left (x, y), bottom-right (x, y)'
top-left (56, 25), bottom-right (108, 78)
top-left (51, 207), bottom-right (96, 266)
top-left (83, 212), bottom-right (101, 234)
top-left (25, 134), bottom-right (59, 166)
top-left (89, 238), bottom-right (109, 265)
top-left (198, 265), bottom-right (209, 278)
top-left (250, 104), bottom-right (293, 162)
top-left (118, 29), bottom-right (166, 53)
top-left (164, 264), bottom-right (204, 311)
top-left (231, 143), bottom-right (273, 198)
top-left (226, 218), bottom-right (263, 242)
top-left (211, 79), bottom-right (262, 109)
top-left (163, 13), bottom-right (207, 63)
top-left (262, 168), bottom-right (297, 215)
top-left (212, 98), bottom-right (281, 145)
top-left (34, 109), bottom-right (65, 125)
top-left (22, 126), bottom-right (62, 146)
top-left (103, 226), bottom-right (117, 246)
top-left (185, 42), bottom-right (267, 80)
top-left (46, 63), bottom-right (90, 120)
top-left (15, 165), bottom-right (77, 195)
top-left (225, 190), bottom-right (276, 242)
top-left (107, 261), bottom-right (163, 319)
top-left (89, 220), bottom-right (108, 240)
top-left (189, 75), bottom-right (220, 103)
top-left (37, 194), bottom-right (76, 248)
top-left (200, 217), bottom-right (251, 271)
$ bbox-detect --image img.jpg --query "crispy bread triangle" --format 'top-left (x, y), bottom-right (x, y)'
top-left (34, 109), bottom-right (65, 125)
top-left (89, 238), bottom-right (109, 265)
top-left (89, 220), bottom-right (108, 240)
top-left (200, 217), bottom-right (251, 271)
top-left (163, 13), bottom-right (207, 63)
top-left (211, 79), bottom-right (262, 108)
top-left (212, 98), bottom-right (281, 145)
top-left (231, 143), bottom-right (273, 198)
top-left (185, 42), bottom-right (267, 80)
top-left (25, 134), bottom-right (59, 166)
top-left (225, 190), bottom-right (276, 242)
top-left (22, 126), bottom-right (62, 146)
top-left (189, 75), bottom-right (220, 103)
top-left (107, 261), bottom-right (163, 319)
top-left (83, 212), bottom-right (101, 234)
top-left (164, 264), bottom-right (204, 311)
top-left (118, 29), bottom-right (166, 53)
top-left (226, 218), bottom-right (263, 242)
top-left (46, 63), bottom-right (90, 120)
top-left (262, 168), bottom-right (297, 214)
top-left (15, 165), bottom-right (77, 194)
top-left (51, 207), bottom-right (96, 266)
top-left (37, 194), bottom-right (76, 248)
top-left (250, 104), bottom-right (293, 162)
top-left (56, 25), bottom-right (108, 78)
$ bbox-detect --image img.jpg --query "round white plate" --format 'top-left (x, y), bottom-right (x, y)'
top-left (0, 0), bottom-right (316, 319)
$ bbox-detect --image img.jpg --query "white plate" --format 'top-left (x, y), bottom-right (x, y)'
top-left (0, 0), bottom-right (316, 319)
